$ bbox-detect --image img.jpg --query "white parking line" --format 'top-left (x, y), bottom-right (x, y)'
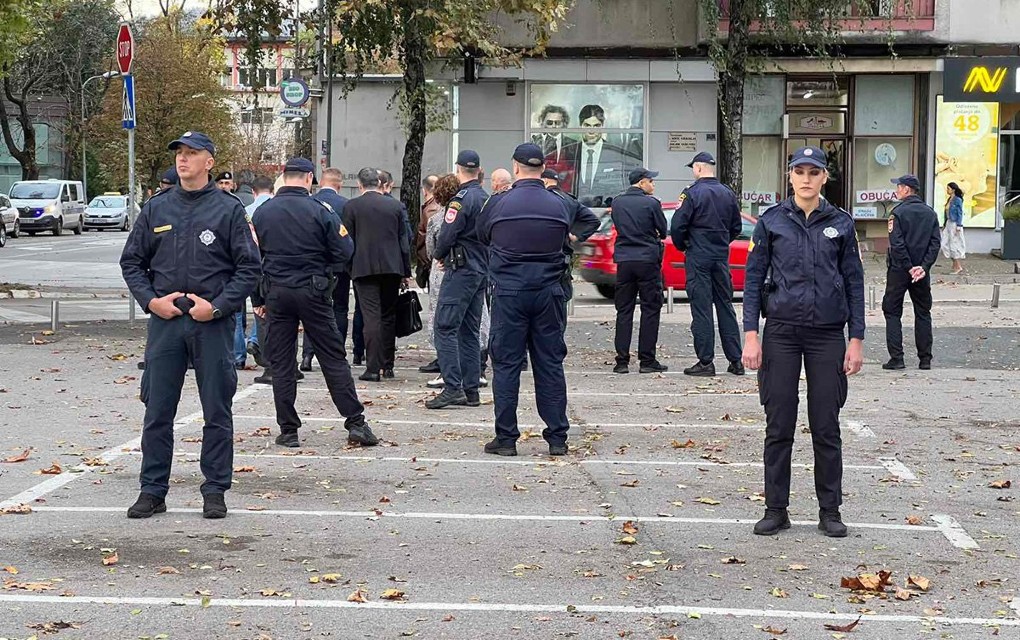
top-left (0, 307), bottom-right (49, 322)
top-left (130, 450), bottom-right (888, 472)
top-left (845, 420), bottom-right (876, 437)
top-left (230, 415), bottom-right (768, 431)
top-left (0, 593), bottom-right (1016, 627)
top-left (0, 384), bottom-right (263, 509)
top-left (878, 457), bottom-right (917, 481)
top-left (930, 514), bottom-right (981, 550)
top-left (294, 387), bottom-right (761, 399)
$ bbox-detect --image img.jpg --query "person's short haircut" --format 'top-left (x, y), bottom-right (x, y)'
top-left (458, 166), bottom-right (481, 178)
top-left (358, 167), bottom-right (381, 188)
top-left (378, 169), bottom-right (394, 186)
top-left (578, 104), bottom-right (606, 124)
top-left (252, 175), bottom-right (274, 193)
top-left (433, 174), bottom-right (461, 207)
top-left (321, 167), bottom-right (343, 185)
top-left (237, 169), bottom-right (256, 186)
top-left (538, 104), bottom-right (569, 126)
top-left (422, 175), bottom-right (438, 191)
top-left (283, 171), bottom-right (309, 182)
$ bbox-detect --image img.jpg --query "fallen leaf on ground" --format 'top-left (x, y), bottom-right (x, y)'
top-left (233, 466), bottom-right (256, 473)
top-left (156, 566), bottom-right (179, 575)
top-left (107, 353), bottom-right (128, 361)
top-left (380, 588), bottom-right (405, 600)
top-left (788, 564), bottom-right (809, 571)
top-left (696, 497), bottom-right (721, 505)
top-left (762, 626), bottom-right (787, 636)
top-left (511, 484), bottom-right (527, 492)
top-left (26, 621), bottom-right (81, 633)
top-left (113, 375), bottom-right (136, 384)
top-left (2, 449), bottom-right (32, 463)
top-left (622, 521), bottom-right (639, 535)
top-left (671, 439), bottom-right (695, 448)
top-left (37, 461), bottom-right (62, 475)
top-left (379, 496), bottom-right (391, 503)
top-left (3, 566), bottom-right (18, 575)
top-left (769, 587), bottom-right (788, 598)
top-left (0, 504), bottom-right (32, 515)
top-left (894, 587), bottom-right (913, 600)
top-left (259, 589), bottom-right (283, 597)
top-left (823, 617), bottom-right (861, 632)
top-left (989, 480), bottom-right (1012, 489)
top-left (721, 556), bottom-right (745, 565)
top-left (321, 573), bottom-right (342, 583)
top-left (840, 570), bottom-right (893, 593)
top-left (906, 515), bottom-right (924, 525)
top-left (907, 575), bottom-right (931, 591)
top-left (4, 580), bottom-right (54, 592)
top-left (665, 406), bottom-right (684, 414)
top-left (347, 589), bottom-right (368, 602)
top-left (102, 552), bottom-right (118, 566)
top-left (81, 457), bottom-right (107, 467)
top-left (620, 479), bottom-right (640, 488)
top-left (616, 536), bottom-right (637, 545)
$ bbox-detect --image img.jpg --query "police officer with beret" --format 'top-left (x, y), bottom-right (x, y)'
top-left (477, 143), bottom-right (572, 456)
top-left (742, 146), bottom-right (865, 538)
top-left (215, 171), bottom-right (235, 193)
top-left (611, 168), bottom-right (669, 374)
top-left (120, 131), bottom-right (261, 520)
top-left (427, 150), bottom-right (489, 409)
top-left (542, 169), bottom-right (600, 321)
top-left (882, 174), bottom-right (941, 370)
top-left (251, 158), bottom-right (379, 449)
top-left (670, 151), bottom-right (745, 377)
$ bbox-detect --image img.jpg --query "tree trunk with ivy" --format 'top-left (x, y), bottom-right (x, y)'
top-left (399, 6), bottom-right (427, 236)
top-left (0, 76), bottom-right (40, 179)
top-left (717, 0), bottom-right (750, 197)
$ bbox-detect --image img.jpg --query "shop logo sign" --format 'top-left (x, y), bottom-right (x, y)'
top-left (963, 66), bottom-right (1008, 93)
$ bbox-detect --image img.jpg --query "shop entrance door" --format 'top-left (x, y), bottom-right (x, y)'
top-left (786, 138), bottom-right (847, 211)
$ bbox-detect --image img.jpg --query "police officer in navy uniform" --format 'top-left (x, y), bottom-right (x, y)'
top-left (542, 169), bottom-right (600, 320)
top-left (742, 146), bottom-right (865, 538)
top-left (120, 131), bottom-right (261, 520)
top-left (611, 168), bottom-right (669, 374)
top-left (478, 143), bottom-right (572, 456)
top-left (670, 151), bottom-right (745, 377)
top-left (882, 174), bottom-right (941, 370)
top-left (251, 158), bottom-right (379, 449)
top-left (427, 150), bottom-right (490, 409)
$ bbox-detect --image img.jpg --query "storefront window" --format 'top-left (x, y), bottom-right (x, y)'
top-left (851, 138), bottom-right (912, 219)
top-left (786, 77), bottom-right (849, 107)
top-left (529, 84), bottom-right (644, 205)
top-left (854, 75), bottom-right (915, 135)
top-left (741, 136), bottom-right (783, 215)
top-left (743, 76), bottom-right (785, 135)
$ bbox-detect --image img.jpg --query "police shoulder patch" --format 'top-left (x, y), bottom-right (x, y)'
top-left (445, 207), bottom-right (458, 224)
top-left (339, 223), bottom-right (349, 237)
top-left (454, 189), bottom-right (467, 199)
top-left (448, 201), bottom-right (462, 211)
top-left (887, 216), bottom-right (895, 233)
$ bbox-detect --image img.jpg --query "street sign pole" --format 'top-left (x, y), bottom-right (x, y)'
top-left (116, 22), bottom-right (137, 225)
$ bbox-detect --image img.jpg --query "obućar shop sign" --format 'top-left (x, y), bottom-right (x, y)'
top-left (856, 189), bottom-right (896, 203)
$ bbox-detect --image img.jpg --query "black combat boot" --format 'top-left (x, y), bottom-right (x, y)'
top-left (753, 508), bottom-right (791, 536)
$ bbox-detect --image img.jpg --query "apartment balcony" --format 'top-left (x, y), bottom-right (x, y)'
top-left (716, 0), bottom-right (936, 34)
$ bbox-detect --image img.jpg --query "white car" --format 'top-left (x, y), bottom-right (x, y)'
top-left (9, 179), bottom-right (86, 236)
top-left (84, 194), bottom-right (136, 231)
top-left (0, 194), bottom-right (18, 247)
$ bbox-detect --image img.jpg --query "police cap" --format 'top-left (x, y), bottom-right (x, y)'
top-left (215, 171), bottom-right (233, 182)
top-left (168, 131), bottom-right (216, 156)
top-left (788, 146), bottom-right (827, 169)
top-left (284, 157), bottom-right (316, 174)
top-left (890, 174), bottom-right (921, 191)
top-left (455, 150), bottom-right (481, 168)
top-left (628, 167), bottom-right (659, 185)
top-left (685, 151), bottom-right (716, 168)
top-left (512, 143), bottom-right (544, 168)
top-left (541, 168), bottom-right (560, 181)
top-left (160, 167), bottom-right (179, 185)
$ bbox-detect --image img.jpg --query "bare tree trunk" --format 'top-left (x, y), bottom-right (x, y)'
top-left (717, 0), bottom-right (750, 198)
top-left (0, 76), bottom-right (40, 180)
top-left (399, 6), bottom-right (426, 246)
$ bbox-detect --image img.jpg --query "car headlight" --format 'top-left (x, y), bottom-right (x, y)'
top-left (44, 205), bottom-right (56, 214)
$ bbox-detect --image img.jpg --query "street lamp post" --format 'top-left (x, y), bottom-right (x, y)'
top-left (80, 71), bottom-right (119, 200)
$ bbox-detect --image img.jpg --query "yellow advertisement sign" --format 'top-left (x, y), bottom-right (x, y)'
top-left (934, 97), bottom-right (999, 228)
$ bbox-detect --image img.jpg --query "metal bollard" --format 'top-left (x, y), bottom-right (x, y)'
top-left (50, 300), bottom-right (59, 333)
top-left (128, 297), bottom-right (136, 323)
top-left (567, 297), bottom-right (575, 316)
top-left (991, 283), bottom-right (1001, 309)
top-left (666, 287), bottom-right (675, 314)
top-left (869, 285), bottom-right (876, 311)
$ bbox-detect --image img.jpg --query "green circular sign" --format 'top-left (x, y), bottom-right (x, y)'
top-left (280, 78), bottom-right (309, 107)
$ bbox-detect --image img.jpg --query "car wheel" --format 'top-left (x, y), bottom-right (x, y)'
top-left (28, 231), bottom-right (36, 236)
top-left (73, 217), bottom-right (82, 235)
top-left (596, 284), bottom-right (616, 299)
top-left (0, 223), bottom-right (7, 248)
top-left (52, 218), bottom-right (63, 236)
top-left (10, 219), bottom-right (19, 239)
top-left (121, 218), bottom-right (130, 232)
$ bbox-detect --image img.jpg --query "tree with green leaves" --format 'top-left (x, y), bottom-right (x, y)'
top-left (214, 0), bottom-right (572, 222)
top-left (698, 0), bottom-right (898, 197)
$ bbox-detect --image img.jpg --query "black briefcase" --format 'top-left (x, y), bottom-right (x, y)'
top-left (395, 290), bottom-right (423, 338)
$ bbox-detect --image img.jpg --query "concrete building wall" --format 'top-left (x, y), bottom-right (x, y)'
top-left (935, 0), bottom-right (1020, 44)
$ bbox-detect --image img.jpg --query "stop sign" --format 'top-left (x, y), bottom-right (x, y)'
top-left (116, 23), bottom-right (134, 74)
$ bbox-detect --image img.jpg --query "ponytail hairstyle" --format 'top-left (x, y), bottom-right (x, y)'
top-left (947, 181), bottom-right (964, 199)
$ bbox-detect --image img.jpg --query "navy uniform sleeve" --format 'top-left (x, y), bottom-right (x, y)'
top-left (726, 190), bottom-right (743, 242)
top-left (742, 218), bottom-right (770, 333)
top-left (323, 208), bottom-right (354, 268)
top-left (434, 191), bottom-right (467, 261)
top-left (210, 204), bottom-right (262, 314)
top-left (670, 189), bottom-right (693, 249)
top-left (839, 220), bottom-right (866, 340)
top-left (922, 214), bottom-right (941, 272)
top-left (653, 198), bottom-right (667, 240)
top-left (571, 201), bottom-right (599, 241)
top-left (119, 203), bottom-right (158, 312)
top-left (887, 213), bottom-right (912, 271)
top-left (476, 195), bottom-right (495, 246)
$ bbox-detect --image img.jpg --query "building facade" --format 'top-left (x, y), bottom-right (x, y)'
top-left (314, 0), bottom-right (1018, 254)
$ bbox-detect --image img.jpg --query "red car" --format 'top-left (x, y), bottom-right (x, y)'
top-left (578, 202), bottom-right (758, 299)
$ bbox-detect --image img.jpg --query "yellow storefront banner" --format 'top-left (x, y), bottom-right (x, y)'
top-left (934, 96), bottom-right (999, 228)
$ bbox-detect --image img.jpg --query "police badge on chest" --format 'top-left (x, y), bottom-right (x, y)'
top-left (199, 229), bottom-right (216, 246)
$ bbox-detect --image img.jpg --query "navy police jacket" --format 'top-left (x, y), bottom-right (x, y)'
top-left (887, 195), bottom-right (941, 273)
top-left (434, 179), bottom-right (489, 274)
top-left (251, 186), bottom-right (354, 287)
top-left (549, 185), bottom-right (600, 249)
top-left (670, 177), bottom-right (742, 262)
top-left (743, 197), bottom-right (866, 340)
top-left (477, 179), bottom-right (571, 291)
top-left (610, 186), bottom-right (667, 263)
top-left (120, 180), bottom-right (260, 315)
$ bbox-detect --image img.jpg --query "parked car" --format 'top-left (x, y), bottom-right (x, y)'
top-left (8, 179), bottom-right (86, 236)
top-left (84, 193), bottom-right (136, 231)
top-left (578, 201), bottom-right (757, 299)
top-left (0, 194), bottom-right (18, 247)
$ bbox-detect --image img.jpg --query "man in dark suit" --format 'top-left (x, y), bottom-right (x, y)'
top-left (531, 104), bottom-right (580, 194)
top-left (343, 168), bottom-right (411, 381)
top-left (573, 104), bottom-right (640, 205)
top-left (300, 167), bottom-right (352, 372)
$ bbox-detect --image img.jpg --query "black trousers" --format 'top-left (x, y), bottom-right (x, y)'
top-left (882, 268), bottom-right (933, 363)
top-left (139, 315), bottom-right (236, 498)
top-left (302, 272), bottom-right (351, 360)
top-left (686, 255), bottom-right (742, 365)
top-left (760, 321), bottom-right (847, 511)
top-left (614, 261), bottom-right (663, 366)
top-left (265, 284), bottom-right (364, 433)
top-left (353, 274), bottom-right (401, 373)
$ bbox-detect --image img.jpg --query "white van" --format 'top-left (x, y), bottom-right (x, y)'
top-left (8, 179), bottom-right (86, 236)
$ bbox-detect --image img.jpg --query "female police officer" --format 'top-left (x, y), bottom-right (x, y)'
top-left (742, 146), bottom-right (865, 538)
